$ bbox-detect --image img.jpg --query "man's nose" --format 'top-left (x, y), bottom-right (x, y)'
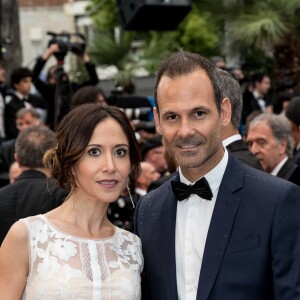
top-left (248, 142), bottom-right (259, 155)
top-left (178, 119), bottom-right (195, 138)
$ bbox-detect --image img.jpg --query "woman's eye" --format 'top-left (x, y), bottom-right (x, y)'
top-left (115, 148), bottom-right (127, 157)
top-left (88, 148), bottom-right (100, 156)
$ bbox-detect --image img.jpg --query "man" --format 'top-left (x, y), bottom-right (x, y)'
top-left (242, 72), bottom-right (272, 125)
top-left (285, 96), bottom-right (300, 166)
top-left (32, 43), bottom-right (99, 129)
top-left (8, 161), bottom-right (22, 183)
top-left (0, 107), bottom-right (43, 174)
top-left (218, 69), bottom-right (262, 170)
top-left (4, 67), bottom-right (46, 139)
top-left (135, 161), bottom-right (161, 198)
top-left (140, 135), bottom-right (168, 176)
top-left (0, 126), bottom-right (66, 245)
top-left (246, 113), bottom-right (300, 186)
top-left (135, 51), bottom-right (300, 299)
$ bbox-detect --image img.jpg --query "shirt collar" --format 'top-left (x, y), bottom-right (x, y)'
top-left (135, 187), bottom-right (147, 196)
top-left (15, 91), bottom-right (28, 101)
top-left (271, 156), bottom-right (289, 176)
top-left (223, 134), bottom-right (242, 147)
top-left (179, 148), bottom-right (229, 196)
top-left (253, 90), bottom-right (262, 99)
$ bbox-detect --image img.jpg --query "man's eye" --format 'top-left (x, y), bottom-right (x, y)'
top-left (166, 114), bottom-right (178, 121)
top-left (257, 140), bottom-right (267, 146)
top-left (88, 148), bottom-right (100, 156)
top-left (195, 111), bottom-right (205, 117)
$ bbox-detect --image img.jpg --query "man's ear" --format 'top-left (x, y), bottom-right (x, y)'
top-left (153, 107), bottom-right (162, 135)
top-left (279, 139), bottom-right (288, 155)
top-left (14, 153), bottom-right (21, 167)
top-left (221, 98), bottom-right (231, 126)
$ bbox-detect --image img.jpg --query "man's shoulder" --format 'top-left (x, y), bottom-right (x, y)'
top-left (0, 182), bottom-right (18, 201)
top-left (227, 141), bottom-right (262, 170)
top-left (147, 172), bottom-right (176, 192)
top-left (4, 91), bottom-right (20, 106)
top-left (226, 152), bottom-right (289, 188)
top-left (139, 176), bottom-right (174, 205)
top-left (1, 138), bottom-right (16, 149)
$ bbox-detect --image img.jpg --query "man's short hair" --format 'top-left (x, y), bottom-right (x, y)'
top-left (140, 135), bottom-right (163, 160)
top-left (16, 107), bottom-right (41, 120)
top-left (249, 113), bottom-right (294, 157)
top-left (10, 67), bottom-right (32, 87)
top-left (252, 72), bottom-right (268, 85)
top-left (217, 69), bottom-right (242, 129)
top-left (15, 126), bottom-right (56, 168)
top-left (285, 96), bottom-right (300, 127)
top-left (154, 51), bottom-right (223, 114)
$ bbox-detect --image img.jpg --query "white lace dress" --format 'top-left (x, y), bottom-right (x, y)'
top-left (20, 214), bottom-right (143, 300)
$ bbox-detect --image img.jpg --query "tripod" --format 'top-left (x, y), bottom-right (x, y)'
top-left (53, 61), bottom-right (73, 129)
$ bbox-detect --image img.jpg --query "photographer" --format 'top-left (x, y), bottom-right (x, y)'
top-left (32, 40), bottom-right (99, 129)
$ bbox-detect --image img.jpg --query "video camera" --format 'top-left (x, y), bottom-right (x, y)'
top-left (47, 31), bottom-right (86, 61)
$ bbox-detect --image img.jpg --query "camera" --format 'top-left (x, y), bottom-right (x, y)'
top-left (47, 31), bottom-right (86, 61)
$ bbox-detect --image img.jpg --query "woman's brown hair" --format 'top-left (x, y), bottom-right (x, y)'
top-left (43, 103), bottom-right (141, 192)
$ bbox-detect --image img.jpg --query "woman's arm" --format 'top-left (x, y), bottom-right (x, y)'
top-left (0, 221), bottom-right (29, 299)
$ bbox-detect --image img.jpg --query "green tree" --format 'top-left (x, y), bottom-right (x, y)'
top-left (199, 0), bottom-right (300, 90)
top-left (86, 0), bottom-right (220, 81)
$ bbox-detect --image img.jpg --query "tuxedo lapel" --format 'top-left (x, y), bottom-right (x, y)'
top-left (159, 175), bottom-right (179, 300)
top-left (197, 155), bottom-right (244, 300)
top-left (276, 158), bottom-right (297, 180)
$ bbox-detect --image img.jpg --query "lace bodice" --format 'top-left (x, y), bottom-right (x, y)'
top-left (20, 215), bottom-right (143, 300)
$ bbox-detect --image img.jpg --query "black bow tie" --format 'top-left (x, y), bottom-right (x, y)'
top-left (171, 177), bottom-right (213, 201)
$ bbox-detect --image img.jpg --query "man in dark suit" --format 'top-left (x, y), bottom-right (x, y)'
top-left (247, 112), bottom-right (300, 186)
top-left (0, 107), bottom-right (43, 187)
top-left (0, 125), bottom-right (66, 245)
top-left (135, 51), bottom-right (300, 300)
top-left (242, 72), bottom-right (272, 126)
top-left (285, 96), bottom-right (300, 166)
top-left (4, 67), bottom-right (47, 140)
top-left (217, 69), bottom-right (262, 170)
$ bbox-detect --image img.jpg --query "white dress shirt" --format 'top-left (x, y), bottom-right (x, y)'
top-left (271, 156), bottom-right (288, 176)
top-left (253, 90), bottom-right (266, 112)
top-left (175, 149), bottom-right (229, 300)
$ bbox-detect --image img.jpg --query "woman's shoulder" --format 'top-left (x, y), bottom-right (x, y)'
top-left (116, 227), bottom-right (141, 244)
top-left (4, 220), bottom-right (29, 245)
top-left (19, 214), bottom-right (46, 229)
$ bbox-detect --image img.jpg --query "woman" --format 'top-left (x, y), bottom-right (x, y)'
top-left (0, 104), bottom-right (143, 299)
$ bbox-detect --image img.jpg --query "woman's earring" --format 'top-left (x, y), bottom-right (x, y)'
top-left (127, 183), bottom-right (135, 208)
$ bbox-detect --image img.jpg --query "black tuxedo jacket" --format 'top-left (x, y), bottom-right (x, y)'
top-left (0, 169), bottom-right (66, 245)
top-left (4, 91), bottom-right (47, 139)
top-left (292, 149), bottom-right (300, 166)
top-left (135, 153), bottom-right (300, 300)
top-left (277, 158), bottom-right (300, 186)
top-left (226, 139), bottom-right (262, 170)
top-left (0, 138), bottom-right (16, 171)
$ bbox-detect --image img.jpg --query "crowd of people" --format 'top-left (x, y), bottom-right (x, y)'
top-left (0, 46), bottom-right (300, 299)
